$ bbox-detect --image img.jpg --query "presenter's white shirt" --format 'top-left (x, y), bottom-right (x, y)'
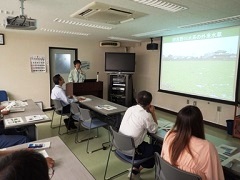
top-left (68, 68), bottom-right (86, 83)
top-left (51, 85), bottom-right (75, 106)
top-left (119, 105), bottom-right (158, 147)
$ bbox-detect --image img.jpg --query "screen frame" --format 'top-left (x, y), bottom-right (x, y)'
top-left (105, 52), bottom-right (135, 74)
top-left (158, 28), bottom-right (240, 106)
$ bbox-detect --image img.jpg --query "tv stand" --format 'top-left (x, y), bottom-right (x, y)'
top-left (108, 74), bottom-right (133, 107)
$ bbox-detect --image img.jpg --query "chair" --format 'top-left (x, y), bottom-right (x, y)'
top-left (51, 99), bottom-right (71, 135)
top-left (71, 102), bottom-right (110, 153)
top-left (0, 90), bottom-right (8, 102)
top-left (154, 152), bottom-right (202, 180)
top-left (104, 126), bottom-right (153, 180)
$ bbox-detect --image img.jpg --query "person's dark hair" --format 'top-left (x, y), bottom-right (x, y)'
top-left (168, 105), bottom-right (205, 166)
top-left (52, 74), bottom-right (61, 85)
top-left (136, 91), bottom-right (152, 108)
top-left (73, 60), bottom-right (81, 65)
top-left (0, 150), bottom-right (49, 180)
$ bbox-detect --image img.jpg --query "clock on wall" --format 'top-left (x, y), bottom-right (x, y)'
top-left (0, 34), bottom-right (5, 45)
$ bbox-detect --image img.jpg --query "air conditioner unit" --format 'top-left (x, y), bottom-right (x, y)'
top-left (100, 41), bottom-right (120, 47)
top-left (71, 2), bottom-right (146, 25)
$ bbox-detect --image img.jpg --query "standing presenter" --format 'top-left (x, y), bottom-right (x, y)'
top-left (68, 60), bottom-right (86, 83)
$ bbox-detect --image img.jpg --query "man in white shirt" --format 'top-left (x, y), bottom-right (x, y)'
top-left (51, 74), bottom-right (80, 130)
top-left (68, 60), bottom-right (86, 83)
top-left (119, 91), bottom-right (161, 179)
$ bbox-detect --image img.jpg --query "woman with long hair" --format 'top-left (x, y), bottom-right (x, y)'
top-left (161, 105), bottom-right (224, 180)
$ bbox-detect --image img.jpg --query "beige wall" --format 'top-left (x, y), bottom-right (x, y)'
top-left (0, 31), bottom-right (129, 109)
top-left (0, 31), bottom-right (236, 126)
top-left (133, 40), bottom-right (236, 126)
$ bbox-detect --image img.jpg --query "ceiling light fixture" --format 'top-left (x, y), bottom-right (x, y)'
top-left (132, 0), bottom-right (188, 12)
top-left (132, 29), bottom-right (170, 37)
top-left (40, 28), bottom-right (89, 36)
top-left (178, 15), bottom-right (240, 29)
top-left (108, 36), bottom-right (141, 42)
top-left (53, 18), bottom-right (113, 30)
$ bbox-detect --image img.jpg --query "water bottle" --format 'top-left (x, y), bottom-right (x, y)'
top-left (97, 72), bottom-right (99, 82)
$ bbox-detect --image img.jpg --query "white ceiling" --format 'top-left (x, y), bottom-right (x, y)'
top-left (0, 0), bottom-right (240, 42)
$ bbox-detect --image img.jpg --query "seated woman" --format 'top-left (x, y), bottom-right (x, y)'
top-left (161, 105), bottom-right (224, 180)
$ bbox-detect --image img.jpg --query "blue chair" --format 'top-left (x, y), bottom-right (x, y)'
top-left (71, 102), bottom-right (110, 153)
top-left (104, 126), bottom-right (153, 180)
top-left (0, 90), bottom-right (8, 102)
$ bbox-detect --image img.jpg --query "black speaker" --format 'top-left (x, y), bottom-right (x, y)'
top-left (146, 43), bottom-right (158, 50)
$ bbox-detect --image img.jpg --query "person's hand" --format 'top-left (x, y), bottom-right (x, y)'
top-left (0, 106), bottom-right (5, 111)
top-left (1, 110), bottom-right (10, 115)
top-left (78, 97), bottom-right (86, 101)
top-left (148, 105), bottom-right (155, 114)
top-left (46, 157), bottom-right (55, 168)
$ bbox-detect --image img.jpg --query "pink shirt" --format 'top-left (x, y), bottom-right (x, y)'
top-left (161, 131), bottom-right (224, 180)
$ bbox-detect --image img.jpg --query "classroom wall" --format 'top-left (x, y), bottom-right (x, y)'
top-left (0, 31), bottom-right (236, 126)
top-left (133, 40), bottom-right (236, 126)
top-left (0, 31), bottom-right (130, 108)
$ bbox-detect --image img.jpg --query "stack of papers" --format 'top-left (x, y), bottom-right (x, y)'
top-left (25, 115), bottom-right (43, 122)
top-left (5, 117), bottom-right (24, 126)
top-left (10, 107), bottom-right (25, 112)
top-left (158, 119), bottom-right (174, 132)
top-left (216, 144), bottom-right (238, 164)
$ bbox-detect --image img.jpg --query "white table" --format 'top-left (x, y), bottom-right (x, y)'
top-left (6, 136), bottom-right (95, 180)
top-left (3, 99), bottom-right (51, 129)
top-left (78, 95), bottom-right (127, 130)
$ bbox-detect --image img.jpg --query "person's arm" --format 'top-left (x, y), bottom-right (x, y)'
top-left (148, 105), bottom-right (158, 125)
top-left (80, 69), bottom-right (86, 81)
top-left (202, 142), bottom-right (225, 180)
top-left (68, 71), bottom-right (73, 82)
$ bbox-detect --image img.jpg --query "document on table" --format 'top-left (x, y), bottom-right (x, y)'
top-left (95, 105), bottom-right (117, 110)
top-left (4, 117), bottom-right (24, 126)
top-left (25, 115), bottom-right (43, 122)
top-left (216, 144), bottom-right (238, 164)
top-left (28, 142), bottom-right (51, 149)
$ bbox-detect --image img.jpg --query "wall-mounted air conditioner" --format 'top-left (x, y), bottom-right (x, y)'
top-left (100, 41), bottom-right (120, 47)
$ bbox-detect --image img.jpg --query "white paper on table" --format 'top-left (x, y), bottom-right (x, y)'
top-left (25, 115), bottom-right (43, 122)
top-left (216, 144), bottom-right (237, 156)
top-left (38, 150), bottom-right (49, 157)
top-left (4, 117), bottom-right (24, 126)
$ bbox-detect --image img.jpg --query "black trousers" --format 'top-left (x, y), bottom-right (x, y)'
top-left (134, 141), bottom-right (162, 169)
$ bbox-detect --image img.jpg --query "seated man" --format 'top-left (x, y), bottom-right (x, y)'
top-left (119, 90), bottom-right (161, 179)
top-left (0, 150), bottom-right (54, 180)
top-left (0, 107), bottom-right (29, 149)
top-left (51, 74), bottom-right (82, 130)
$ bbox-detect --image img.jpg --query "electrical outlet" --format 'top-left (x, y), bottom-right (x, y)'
top-left (187, 99), bottom-right (190, 104)
top-left (193, 101), bottom-right (197, 106)
top-left (217, 106), bottom-right (221, 112)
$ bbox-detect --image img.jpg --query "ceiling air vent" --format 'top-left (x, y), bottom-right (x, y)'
top-left (71, 2), bottom-right (147, 25)
top-left (100, 41), bottom-right (120, 47)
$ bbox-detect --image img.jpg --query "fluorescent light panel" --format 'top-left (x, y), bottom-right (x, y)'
top-left (108, 36), bottom-right (141, 42)
top-left (178, 15), bottom-right (240, 29)
top-left (132, 0), bottom-right (188, 12)
top-left (53, 18), bottom-right (112, 30)
top-left (40, 28), bottom-right (89, 36)
top-left (133, 29), bottom-right (170, 37)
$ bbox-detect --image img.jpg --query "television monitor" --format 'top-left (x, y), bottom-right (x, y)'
top-left (105, 52), bottom-right (135, 73)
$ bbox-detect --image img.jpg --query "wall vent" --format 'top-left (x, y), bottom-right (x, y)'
top-left (100, 41), bottom-right (120, 47)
